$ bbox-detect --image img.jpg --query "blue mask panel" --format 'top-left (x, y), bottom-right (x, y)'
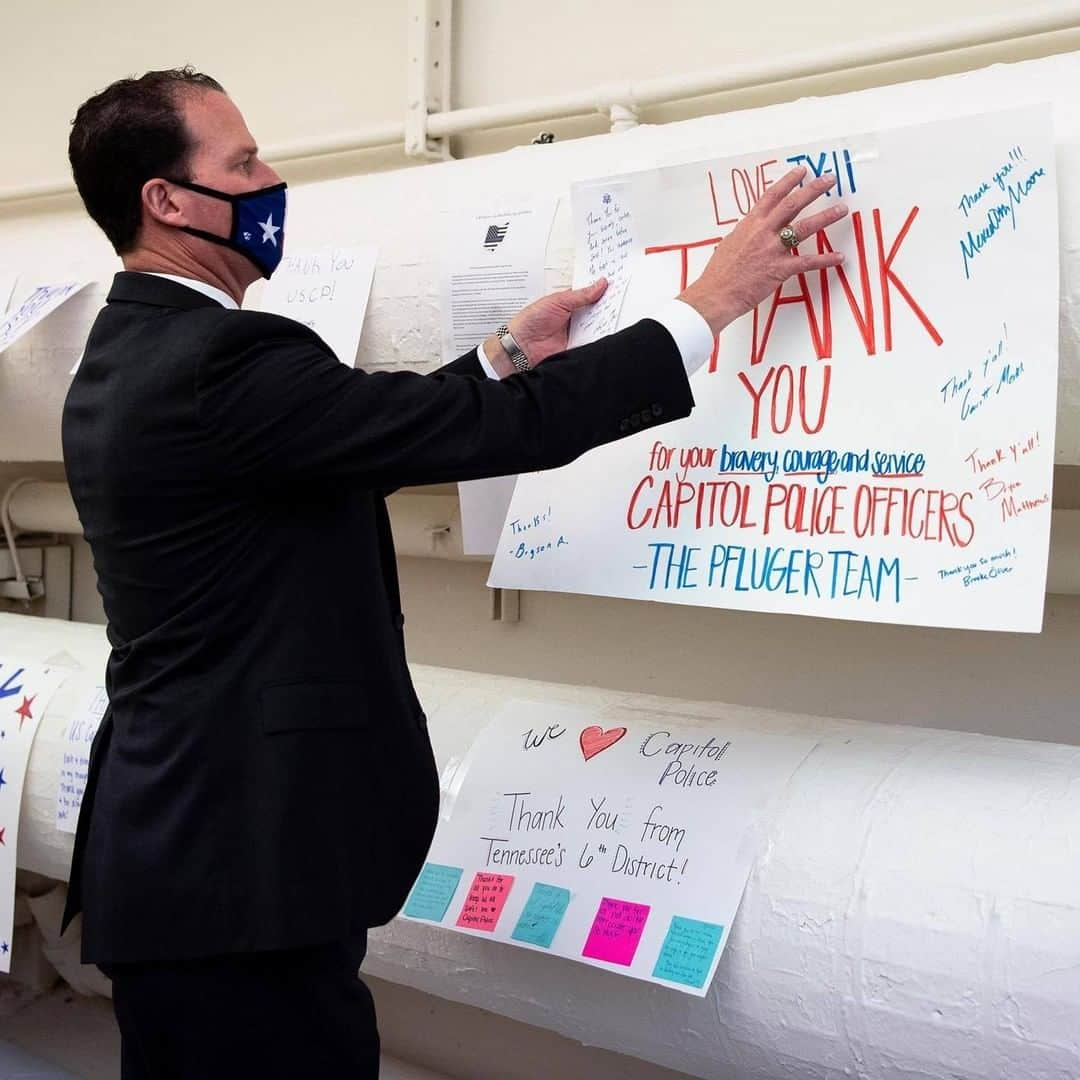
top-left (167, 179), bottom-right (288, 279)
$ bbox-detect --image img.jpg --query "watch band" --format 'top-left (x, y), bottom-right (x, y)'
top-left (495, 325), bottom-right (531, 373)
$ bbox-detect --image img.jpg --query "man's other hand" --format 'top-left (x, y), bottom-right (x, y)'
top-left (679, 167), bottom-right (847, 335)
top-left (483, 279), bottom-right (608, 377)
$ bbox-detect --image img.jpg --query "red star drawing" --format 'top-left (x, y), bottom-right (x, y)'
top-left (0, 827), bottom-right (5, 846)
top-left (14, 695), bottom-right (36, 732)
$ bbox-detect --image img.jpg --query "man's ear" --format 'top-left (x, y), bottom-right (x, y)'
top-left (142, 178), bottom-right (184, 227)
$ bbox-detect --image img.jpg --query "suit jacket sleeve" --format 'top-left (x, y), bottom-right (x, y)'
top-left (194, 313), bottom-right (694, 490)
top-left (434, 350), bottom-right (485, 379)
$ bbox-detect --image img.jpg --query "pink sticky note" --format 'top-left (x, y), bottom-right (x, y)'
top-left (455, 872), bottom-right (515, 932)
top-left (582, 897), bottom-right (651, 966)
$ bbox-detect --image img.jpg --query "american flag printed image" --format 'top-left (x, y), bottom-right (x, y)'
top-left (483, 223), bottom-right (509, 250)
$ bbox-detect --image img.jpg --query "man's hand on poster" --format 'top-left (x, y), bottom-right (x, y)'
top-left (679, 166), bottom-right (847, 335)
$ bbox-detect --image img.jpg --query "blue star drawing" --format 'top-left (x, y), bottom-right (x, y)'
top-left (259, 213), bottom-right (280, 247)
top-left (0, 767), bottom-right (5, 791)
top-left (1, 941), bottom-right (8, 955)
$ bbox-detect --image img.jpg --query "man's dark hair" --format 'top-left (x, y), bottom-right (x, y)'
top-left (69, 67), bottom-right (225, 254)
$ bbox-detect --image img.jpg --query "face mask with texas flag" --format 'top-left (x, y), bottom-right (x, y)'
top-left (166, 178), bottom-right (287, 279)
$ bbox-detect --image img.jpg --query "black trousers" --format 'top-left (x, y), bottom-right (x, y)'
top-left (102, 935), bottom-right (379, 1079)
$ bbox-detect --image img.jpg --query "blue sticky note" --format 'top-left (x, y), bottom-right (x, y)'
top-left (403, 863), bottom-right (464, 922)
top-left (652, 916), bottom-right (725, 989)
top-left (511, 883), bottom-right (571, 948)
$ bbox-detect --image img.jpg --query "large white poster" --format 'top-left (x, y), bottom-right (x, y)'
top-left (489, 107), bottom-right (1059, 632)
top-left (402, 701), bottom-right (818, 995)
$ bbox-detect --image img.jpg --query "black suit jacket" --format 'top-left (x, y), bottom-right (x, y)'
top-left (60, 271), bottom-right (694, 964)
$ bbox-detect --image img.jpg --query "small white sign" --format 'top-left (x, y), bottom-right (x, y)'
top-left (0, 282), bottom-right (90, 357)
top-left (55, 685), bottom-right (108, 835)
top-left (402, 700), bottom-right (818, 995)
top-left (259, 246), bottom-right (377, 366)
top-left (459, 475), bottom-right (518, 556)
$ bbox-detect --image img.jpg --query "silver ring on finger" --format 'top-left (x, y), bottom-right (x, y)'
top-left (778, 225), bottom-right (799, 249)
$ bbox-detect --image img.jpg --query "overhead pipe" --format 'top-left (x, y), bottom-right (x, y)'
top-left (1, 4), bottom-right (1077, 205)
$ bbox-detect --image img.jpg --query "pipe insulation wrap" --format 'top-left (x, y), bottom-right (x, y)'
top-left (4, 53), bottom-right (1080, 464)
top-left (5, 482), bottom-right (485, 562)
top-left (2, 613), bottom-right (1078, 1079)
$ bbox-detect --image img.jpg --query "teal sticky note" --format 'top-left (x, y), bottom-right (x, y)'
top-left (404, 863), bottom-right (464, 922)
top-left (652, 916), bottom-right (725, 989)
top-left (511, 883), bottom-right (571, 948)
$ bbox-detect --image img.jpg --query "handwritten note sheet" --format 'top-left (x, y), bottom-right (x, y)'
top-left (568, 182), bottom-right (636, 348)
top-left (459, 474), bottom-right (518, 556)
top-left (0, 660), bottom-right (70, 972)
top-left (55, 685), bottom-right (107, 834)
top-left (0, 282), bottom-right (90, 357)
top-left (258, 245), bottom-right (377, 366)
top-left (402, 700), bottom-right (817, 994)
top-left (489, 107), bottom-right (1058, 633)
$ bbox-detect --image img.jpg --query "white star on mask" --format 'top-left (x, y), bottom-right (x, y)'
top-left (259, 213), bottom-right (280, 247)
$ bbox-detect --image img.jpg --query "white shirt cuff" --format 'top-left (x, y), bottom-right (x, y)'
top-left (477, 298), bottom-right (712, 380)
top-left (476, 340), bottom-right (500, 380)
top-left (647, 298), bottom-right (715, 378)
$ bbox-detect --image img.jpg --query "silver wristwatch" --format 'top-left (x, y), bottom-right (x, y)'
top-left (495, 325), bottom-right (531, 373)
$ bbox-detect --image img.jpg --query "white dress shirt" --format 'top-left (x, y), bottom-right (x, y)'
top-left (140, 272), bottom-right (714, 379)
top-left (143, 272), bottom-right (239, 310)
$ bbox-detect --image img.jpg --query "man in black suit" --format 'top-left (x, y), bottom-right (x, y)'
top-left (61, 67), bottom-right (844, 1077)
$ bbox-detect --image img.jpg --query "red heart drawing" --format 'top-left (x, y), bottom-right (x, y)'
top-left (579, 725), bottom-right (627, 761)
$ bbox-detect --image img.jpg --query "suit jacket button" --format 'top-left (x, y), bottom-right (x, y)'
top-left (619, 418), bottom-right (630, 433)
top-left (629, 414), bottom-right (641, 429)
top-left (652, 403), bottom-right (663, 417)
top-left (640, 408), bottom-right (652, 424)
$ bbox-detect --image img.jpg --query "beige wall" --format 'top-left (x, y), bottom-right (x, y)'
top-left (3, 5), bottom-right (1080, 744)
top-left (3, 1), bottom-right (1079, 192)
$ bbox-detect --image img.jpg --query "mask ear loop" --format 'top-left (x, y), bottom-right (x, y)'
top-left (230, 198), bottom-right (242, 246)
top-left (165, 178), bottom-right (239, 203)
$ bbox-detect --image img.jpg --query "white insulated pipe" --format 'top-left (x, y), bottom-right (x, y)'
top-left (4, 481), bottom-right (486, 563)
top-left (5, 480), bottom-right (77, 537)
top-left (3, 611), bottom-right (1080, 1079)
top-left (6, 55), bottom-right (1080, 466)
top-left (1, 4), bottom-right (1077, 205)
